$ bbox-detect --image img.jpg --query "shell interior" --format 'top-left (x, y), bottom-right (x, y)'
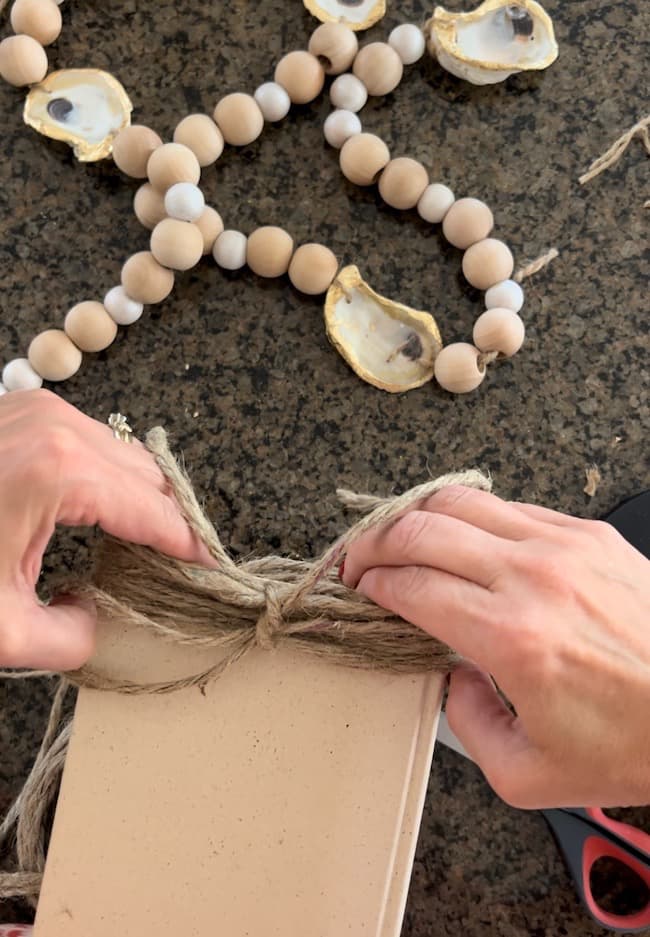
top-left (455, 3), bottom-right (556, 64)
top-left (303, 0), bottom-right (386, 30)
top-left (428, 0), bottom-right (558, 84)
top-left (324, 266), bottom-right (443, 393)
top-left (24, 69), bottom-right (133, 162)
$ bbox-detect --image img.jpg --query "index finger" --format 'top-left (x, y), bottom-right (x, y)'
top-left (342, 509), bottom-right (508, 591)
top-left (356, 563), bottom-right (501, 672)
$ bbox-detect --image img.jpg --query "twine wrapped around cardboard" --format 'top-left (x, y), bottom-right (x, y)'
top-left (65, 427), bottom-right (491, 694)
top-left (0, 427), bottom-right (492, 905)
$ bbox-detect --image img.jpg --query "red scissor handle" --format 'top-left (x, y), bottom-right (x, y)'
top-left (585, 808), bottom-right (650, 854)
top-left (582, 832), bottom-right (650, 932)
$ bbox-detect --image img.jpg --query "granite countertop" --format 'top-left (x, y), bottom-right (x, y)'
top-left (0, 0), bottom-right (648, 932)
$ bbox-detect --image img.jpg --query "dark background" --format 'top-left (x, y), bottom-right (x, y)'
top-left (0, 0), bottom-right (648, 932)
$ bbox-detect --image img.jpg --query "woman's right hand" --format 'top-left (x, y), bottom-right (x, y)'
top-left (342, 485), bottom-right (650, 808)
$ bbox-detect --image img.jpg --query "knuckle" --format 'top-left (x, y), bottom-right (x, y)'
top-left (390, 511), bottom-right (433, 556)
top-left (586, 519), bottom-right (620, 545)
top-left (511, 546), bottom-right (574, 597)
top-left (427, 484), bottom-right (478, 514)
top-left (394, 565), bottom-right (431, 607)
top-left (41, 424), bottom-right (77, 463)
top-left (363, 564), bottom-right (428, 613)
top-left (31, 424), bottom-right (79, 489)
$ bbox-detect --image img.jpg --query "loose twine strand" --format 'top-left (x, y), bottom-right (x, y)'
top-left (0, 428), bottom-right (492, 904)
top-left (579, 114), bottom-right (650, 185)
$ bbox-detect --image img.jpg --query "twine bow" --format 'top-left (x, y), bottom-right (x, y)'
top-left (56, 427), bottom-right (493, 694)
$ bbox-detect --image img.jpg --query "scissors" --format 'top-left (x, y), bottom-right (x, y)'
top-left (436, 712), bottom-right (650, 933)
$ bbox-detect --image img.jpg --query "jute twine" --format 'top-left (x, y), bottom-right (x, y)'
top-left (579, 114), bottom-right (650, 186)
top-left (0, 427), bottom-right (491, 905)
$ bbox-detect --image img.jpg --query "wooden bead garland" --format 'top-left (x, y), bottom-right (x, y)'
top-left (321, 35), bottom-right (526, 393)
top-left (0, 7), bottom-right (530, 398)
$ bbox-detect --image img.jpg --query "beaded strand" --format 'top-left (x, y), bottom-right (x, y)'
top-left (0, 9), bottom-right (526, 397)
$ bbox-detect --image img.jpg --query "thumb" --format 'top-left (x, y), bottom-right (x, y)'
top-left (26, 594), bottom-right (97, 672)
top-left (446, 662), bottom-right (542, 808)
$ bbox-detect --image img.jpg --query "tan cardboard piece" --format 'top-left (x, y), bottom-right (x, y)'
top-left (34, 615), bottom-right (443, 936)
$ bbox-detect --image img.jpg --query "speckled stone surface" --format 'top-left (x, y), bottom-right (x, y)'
top-left (0, 0), bottom-right (648, 932)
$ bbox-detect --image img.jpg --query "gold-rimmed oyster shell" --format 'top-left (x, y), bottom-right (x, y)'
top-left (324, 266), bottom-right (443, 393)
top-left (303, 0), bottom-right (386, 32)
top-left (24, 69), bottom-right (132, 161)
top-left (425, 0), bottom-right (558, 85)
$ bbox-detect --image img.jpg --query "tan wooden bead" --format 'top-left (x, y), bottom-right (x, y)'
top-left (378, 157), bottom-right (429, 210)
top-left (339, 133), bottom-right (390, 186)
top-left (434, 343), bottom-right (486, 394)
top-left (133, 183), bottom-right (167, 230)
top-left (308, 23), bottom-right (358, 75)
top-left (150, 218), bottom-right (204, 271)
top-left (0, 34), bottom-right (47, 86)
top-left (173, 114), bottom-right (224, 167)
top-left (442, 198), bottom-right (494, 250)
top-left (462, 238), bottom-right (514, 290)
top-left (10, 0), bottom-right (62, 46)
top-left (112, 125), bottom-right (163, 179)
top-left (121, 251), bottom-right (175, 304)
top-left (247, 226), bottom-right (294, 278)
top-left (352, 42), bottom-right (403, 96)
top-left (274, 51), bottom-right (325, 104)
top-left (64, 301), bottom-right (118, 353)
top-left (28, 329), bottom-right (82, 382)
top-left (195, 206), bottom-right (224, 255)
top-left (473, 308), bottom-right (525, 357)
top-left (288, 243), bottom-right (338, 295)
top-left (146, 142), bottom-right (201, 193)
top-left (213, 93), bottom-right (264, 146)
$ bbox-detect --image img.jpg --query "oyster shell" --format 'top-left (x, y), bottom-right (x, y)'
top-left (324, 266), bottom-right (443, 392)
top-left (426, 0), bottom-right (558, 85)
top-left (303, 0), bottom-right (386, 32)
top-left (24, 69), bottom-right (132, 161)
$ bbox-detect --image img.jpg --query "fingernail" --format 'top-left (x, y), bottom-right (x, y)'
top-left (338, 559), bottom-right (346, 582)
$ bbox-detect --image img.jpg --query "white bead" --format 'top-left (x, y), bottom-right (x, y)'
top-left (254, 82), bottom-right (291, 122)
top-left (2, 357), bottom-right (43, 391)
top-left (323, 109), bottom-right (362, 149)
top-left (388, 24), bottom-right (426, 65)
top-left (213, 230), bottom-right (248, 270)
top-left (485, 279), bottom-right (524, 313)
top-left (329, 73), bottom-right (367, 113)
top-left (164, 182), bottom-right (205, 222)
top-left (417, 183), bottom-right (455, 223)
top-left (103, 286), bottom-right (144, 326)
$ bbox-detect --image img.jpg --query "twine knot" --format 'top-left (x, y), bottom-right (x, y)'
top-left (59, 430), bottom-right (493, 695)
top-left (255, 585), bottom-right (286, 650)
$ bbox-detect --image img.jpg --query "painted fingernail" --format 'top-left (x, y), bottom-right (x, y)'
top-left (338, 559), bottom-right (346, 582)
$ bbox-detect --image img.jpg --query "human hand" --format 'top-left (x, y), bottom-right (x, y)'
top-left (0, 389), bottom-right (215, 672)
top-left (342, 485), bottom-right (650, 808)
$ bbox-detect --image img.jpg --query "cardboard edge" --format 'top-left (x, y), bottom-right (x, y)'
top-left (377, 673), bottom-right (444, 937)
